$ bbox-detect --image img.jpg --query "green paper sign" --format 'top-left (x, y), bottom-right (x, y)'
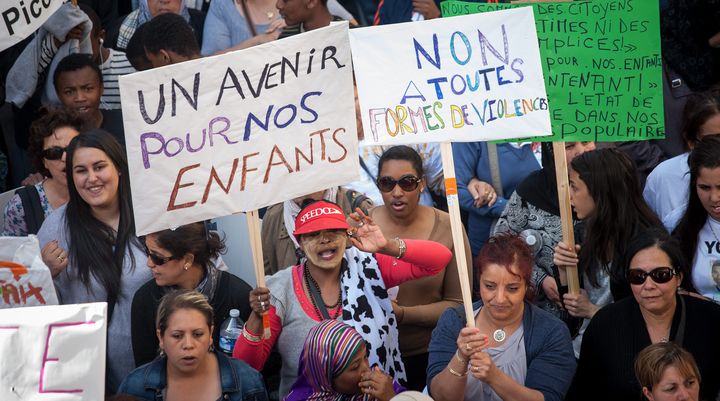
top-left (441, 0), bottom-right (664, 142)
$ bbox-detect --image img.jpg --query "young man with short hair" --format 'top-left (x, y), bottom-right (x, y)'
top-left (53, 53), bottom-right (125, 145)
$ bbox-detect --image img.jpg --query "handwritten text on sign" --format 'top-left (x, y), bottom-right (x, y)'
top-left (119, 23), bottom-right (358, 235)
top-left (1, 236), bottom-right (59, 308)
top-left (0, 0), bottom-right (62, 52)
top-left (350, 7), bottom-right (551, 145)
top-left (442, 0), bottom-right (664, 142)
top-left (0, 302), bottom-right (106, 400)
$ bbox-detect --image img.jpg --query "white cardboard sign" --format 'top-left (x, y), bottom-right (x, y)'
top-left (0, 302), bottom-right (107, 400)
top-left (119, 22), bottom-right (359, 235)
top-left (0, 0), bottom-right (63, 52)
top-left (350, 7), bottom-right (552, 145)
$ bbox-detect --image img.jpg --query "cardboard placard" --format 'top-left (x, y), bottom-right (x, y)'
top-left (0, 302), bottom-right (106, 400)
top-left (442, 0), bottom-right (664, 142)
top-left (350, 7), bottom-right (552, 145)
top-left (119, 23), bottom-right (359, 235)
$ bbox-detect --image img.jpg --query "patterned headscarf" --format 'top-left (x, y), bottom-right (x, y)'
top-left (286, 320), bottom-right (370, 401)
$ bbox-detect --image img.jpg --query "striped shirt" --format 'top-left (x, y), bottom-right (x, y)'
top-left (100, 48), bottom-right (135, 110)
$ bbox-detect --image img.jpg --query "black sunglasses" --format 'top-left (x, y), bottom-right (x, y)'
top-left (41, 146), bottom-right (67, 160)
top-left (144, 246), bottom-right (176, 266)
top-left (376, 174), bottom-right (420, 193)
top-left (627, 267), bottom-right (677, 285)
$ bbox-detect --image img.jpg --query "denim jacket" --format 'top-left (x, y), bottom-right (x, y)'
top-left (118, 351), bottom-right (268, 401)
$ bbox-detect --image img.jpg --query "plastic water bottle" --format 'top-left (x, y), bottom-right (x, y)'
top-left (219, 309), bottom-right (243, 355)
top-left (519, 229), bottom-right (543, 257)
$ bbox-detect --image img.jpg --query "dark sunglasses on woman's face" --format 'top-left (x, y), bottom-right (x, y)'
top-left (376, 174), bottom-right (420, 193)
top-left (144, 246), bottom-right (175, 266)
top-left (41, 146), bottom-right (68, 160)
top-left (627, 267), bottom-right (677, 285)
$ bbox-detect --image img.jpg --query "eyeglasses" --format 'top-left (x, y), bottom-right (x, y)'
top-left (627, 267), bottom-right (677, 285)
top-left (376, 174), bottom-right (420, 193)
top-left (41, 146), bottom-right (67, 160)
top-left (144, 246), bottom-right (176, 266)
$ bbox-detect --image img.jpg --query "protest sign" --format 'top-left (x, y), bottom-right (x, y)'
top-left (1, 235), bottom-right (59, 308)
top-left (0, 302), bottom-right (106, 400)
top-left (119, 22), bottom-right (358, 236)
top-left (442, 0), bottom-right (665, 142)
top-left (0, 0), bottom-right (62, 52)
top-left (350, 7), bottom-right (552, 145)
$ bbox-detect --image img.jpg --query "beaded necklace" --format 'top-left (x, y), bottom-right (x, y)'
top-left (304, 265), bottom-right (342, 319)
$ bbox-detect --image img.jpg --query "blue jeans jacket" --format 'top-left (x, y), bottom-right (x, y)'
top-left (118, 351), bottom-right (268, 401)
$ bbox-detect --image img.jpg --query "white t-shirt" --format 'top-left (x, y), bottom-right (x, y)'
top-left (644, 153), bottom-right (690, 222)
top-left (692, 218), bottom-right (720, 302)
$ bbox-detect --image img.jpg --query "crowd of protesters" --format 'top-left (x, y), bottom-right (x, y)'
top-left (2, 1), bottom-right (720, 401)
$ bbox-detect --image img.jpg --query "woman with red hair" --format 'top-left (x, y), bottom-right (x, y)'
top-left (427, 233), bottom-right (576, 401)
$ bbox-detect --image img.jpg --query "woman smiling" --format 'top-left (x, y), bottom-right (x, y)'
top-left (38, 129), bottom-right (152, 393)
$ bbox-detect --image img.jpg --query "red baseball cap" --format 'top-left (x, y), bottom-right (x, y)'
top-left (293, 201), bottom-right (350, 236)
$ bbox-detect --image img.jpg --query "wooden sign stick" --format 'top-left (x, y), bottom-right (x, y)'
top-left (246, 210), bottom-right (271, 338)
top-left (440, 142), bottom-right (476, 328)
top-left (552, 142), bottom-right (580, 294)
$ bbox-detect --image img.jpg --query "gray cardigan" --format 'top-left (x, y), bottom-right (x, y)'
top-left (427, 301), bottom-right (576, 401)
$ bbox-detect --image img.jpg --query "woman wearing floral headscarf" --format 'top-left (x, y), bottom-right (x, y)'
top-left (106, 0), bottom-right (206, 51)
top-left (286, 320), bottom-right (404, 401)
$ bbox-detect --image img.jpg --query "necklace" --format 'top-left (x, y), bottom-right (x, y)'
top-left (304, 266), bottom-right (342, 319)
top-left (493, 329), bottom-right (506, 343)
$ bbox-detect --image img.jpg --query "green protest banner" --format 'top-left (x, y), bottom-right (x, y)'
top-left (441, 0), bottom-right (664, 142)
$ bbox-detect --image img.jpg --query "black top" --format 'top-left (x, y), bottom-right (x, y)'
top-left (567, 294), bottom-right (720, 401)
top-left (130, 270), bottom-right (252, 367)
top-left (101, 109), bottom-right (126, 146)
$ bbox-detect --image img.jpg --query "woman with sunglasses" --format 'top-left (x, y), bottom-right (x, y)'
top-left (1, 108), bottom-right (84, 236)
top-left (233, 200), bottom-right (452, 399)
top-left (368, 145), bottom-right (471, 391)
top-left (553, 148), bottom-right (663, 357)
top-left (130, 221), bottom-right (253, 367)
top-left (672, 136), bottom-right (720, 302)
top-left (566, 228), bottom-right (720, 401)
top-left (37, 129), bottom-right (152, 393)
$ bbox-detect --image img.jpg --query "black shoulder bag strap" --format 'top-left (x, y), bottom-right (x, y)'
top-left (16, 185), bottom-right (44, 234)
top-left (674, 295), bottom-right (687, 347)
top-left (307, 279), bottom-right (331, 320)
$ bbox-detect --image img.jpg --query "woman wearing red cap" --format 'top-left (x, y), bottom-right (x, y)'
top-left (233, 200), bottom-right (453, 398)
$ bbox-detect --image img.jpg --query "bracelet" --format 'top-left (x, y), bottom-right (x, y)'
top-left (242, 324), bottom-right (263, 343)
top-left (455, 350), bottom-right (468, 365)
top-left (394, 237), bottom-right (406, 259)
top-left (448, 366), bottom-right (468, 378)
